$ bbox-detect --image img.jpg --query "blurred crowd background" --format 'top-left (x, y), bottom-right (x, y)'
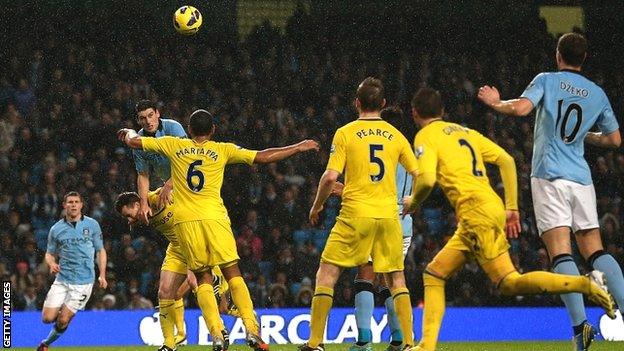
top-left (1, 1), bottom-right (624, 311)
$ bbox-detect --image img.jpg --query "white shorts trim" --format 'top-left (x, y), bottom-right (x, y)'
top-left (531, 177), bottom-right (599, 235)
top-left (43, 280), bottom-right (93, 313)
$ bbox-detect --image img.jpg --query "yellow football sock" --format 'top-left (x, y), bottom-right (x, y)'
top-left (391, 287), bottom-right (414, 346)
top-left (173, 298), bottom-right (186, 342)
top-left (309, 286), bottom-right (334, 348)
top-left (499, 271), bottom-right (590, 295)
top-left (196, 283), bottom-right (224, 338)
top-left (228, 276), bottom-right (259, 335)
top-left (420, 272), bottom-right (446, 351)
top-left (158, 299), bottom-right (176, 348)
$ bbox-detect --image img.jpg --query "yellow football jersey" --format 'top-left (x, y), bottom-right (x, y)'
top-left (327, 119), bottom-right (418, 218)
top-left (413, 120), bottom-right (510, 214)
top-left (147, 188), bottom-right (177, 246)
top-left (142, 137), bottom-right (257, 224)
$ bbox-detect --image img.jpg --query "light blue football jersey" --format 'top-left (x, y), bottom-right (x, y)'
top-left (132, 118), bottom-right (187, 182)
top-left (46, 215), bottom-right (104, 285)
top-left (521, 70), bottom-right (619, 185)
top-left (396, 163), bottom-right (413, 238)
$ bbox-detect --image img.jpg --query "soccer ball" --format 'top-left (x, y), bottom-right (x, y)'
top-left (173, 6), bottom-right (202, 35)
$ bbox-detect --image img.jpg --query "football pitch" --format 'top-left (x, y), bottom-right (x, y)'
top-left (9, 342), bottom-right (624, 351)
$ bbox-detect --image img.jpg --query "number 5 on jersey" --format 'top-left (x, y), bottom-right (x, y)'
top-left (187, 160), bottom-right (205, 191)
top-left (369, 144), bottom-right (385, 182)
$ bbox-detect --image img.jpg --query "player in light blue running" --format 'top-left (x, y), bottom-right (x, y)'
top-left (478, 32), bottom-right (622, 351)
top-left (335, 106), bottom-right (413, 351)
top-left (133, 100), bottom-right (187, 224)
top-left (37, 192), bottom-right (107, 351)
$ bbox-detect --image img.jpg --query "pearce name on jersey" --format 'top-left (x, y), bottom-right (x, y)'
top-left (355, 127), bottom-right (395, 141)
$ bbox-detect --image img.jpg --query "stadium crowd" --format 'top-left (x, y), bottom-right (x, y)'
top-left (2, 11), bottom-right (623, 313)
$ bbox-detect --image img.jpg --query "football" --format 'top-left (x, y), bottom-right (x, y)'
top-left (173, 5), bottom-right (202, 35)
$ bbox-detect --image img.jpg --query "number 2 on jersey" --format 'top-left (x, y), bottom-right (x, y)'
top-left (458, 139), bottom-right (483, 176)
top-left (369, 144), bottom-right (385, 182)
top-left (186, 160), bottom-right (205, 192)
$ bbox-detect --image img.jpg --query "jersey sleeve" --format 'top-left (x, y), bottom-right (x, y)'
top-left (398, 135), bottom-right (418, 174)
top-left (132, 149), bottom-right (149, 173)
top-left (224, 143), bottom-right (257, 165)
top-left (597, 97), bottom-right (620, 135)
top-left (141, 136), bottom-right (177, 157)
top-left (91, 221), bottom-right (104, 251)
top-left (413, 131), bottom-right (438, 175)
top-left (46, 228), bottom-right (57, 254)
top-left (472, 130), bottom-right (506, 163)
top-left (520, 73), bottom-right (546, 107)
top-left (326, 129), bottom-right (347, 173)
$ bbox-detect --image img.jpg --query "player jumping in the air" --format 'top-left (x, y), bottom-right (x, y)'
top-left (404, 87), bottom-right (615, 351)
top-left (118, 110), bottom-right (319, 351)
top-left (301, 78), bottom-right (419, 351)
top-left (37, 192), bottom-right (108, 351)
top-left (478, 32), bottom-right (622, 351)
top-left (132, 100), bottom-right (187, 224)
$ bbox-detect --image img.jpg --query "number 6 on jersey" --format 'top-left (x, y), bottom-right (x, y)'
top-left (187, 160), bottom-right (205, 192)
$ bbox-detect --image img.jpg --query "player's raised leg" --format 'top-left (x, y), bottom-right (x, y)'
top-left (486, 253), bottom-right (615, 318)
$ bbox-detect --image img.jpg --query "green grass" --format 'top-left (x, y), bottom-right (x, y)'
top-left (10, 342), bottom-right (624, 351)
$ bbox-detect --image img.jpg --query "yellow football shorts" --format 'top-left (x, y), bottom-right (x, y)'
top-left (175, 219), bottom-right (239, 272)
top-left (445, 201), bottom-right (510, 265)
top-left (161, 243), bottom-right (188, 275)
top-left (321, 216), bottom-right (403, 273)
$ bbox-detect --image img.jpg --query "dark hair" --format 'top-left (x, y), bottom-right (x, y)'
top-left (135, 100), bottom-right (158, 115)
top-left (411, 87), bottom-right (444, 119)
top-left (356, 77), bottom-right (384, 112)
top-left (557, 33), bottom-right (587, 67)
top-left (63, 191), bottom-right (82, 203)
top-left (114, 192), bottom-right (140, 214)
top-left (189, 109), bottom-right (214, 136)
top-left (380, 105), bottom-right (404, 123)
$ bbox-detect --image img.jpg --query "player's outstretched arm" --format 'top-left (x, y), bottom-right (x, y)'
top-left (586, 130), bottom-right (622, 148)
top-left (478, 85), bottom-right (534, 116)
top-left (117, 128), bottom-right (143, 149)
top-left (309, 169), bottom-right (339, 225)
top-left (254, 139), bottom-right (319, 164)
